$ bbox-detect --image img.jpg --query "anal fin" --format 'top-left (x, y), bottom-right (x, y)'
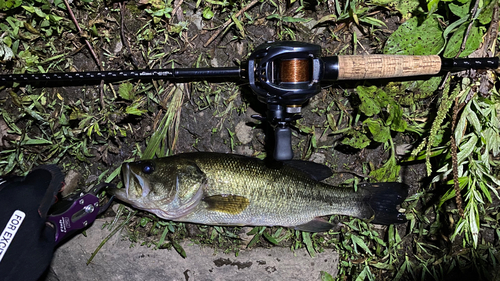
top-left (294, 217), bottom-right (337, 232)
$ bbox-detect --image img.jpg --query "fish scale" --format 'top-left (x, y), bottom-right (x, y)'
top-left (185, 154), bottom-right (360, 226)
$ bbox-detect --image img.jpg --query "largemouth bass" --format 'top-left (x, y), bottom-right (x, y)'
top-left (111, 152), bottom-right (408, 231)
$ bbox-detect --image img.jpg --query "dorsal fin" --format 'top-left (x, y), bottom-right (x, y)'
top-left (283, 160), bottom-right (333, 181)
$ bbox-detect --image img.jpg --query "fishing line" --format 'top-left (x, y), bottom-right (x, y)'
top-left (279, 58), bottom-right (310, 83)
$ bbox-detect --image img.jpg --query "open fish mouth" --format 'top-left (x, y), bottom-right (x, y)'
top-left (124, 163), bottom-right (151, 199)
top-left (109, 163), bottom-right (151, 201)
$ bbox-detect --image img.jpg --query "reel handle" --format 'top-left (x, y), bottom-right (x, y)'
top-left (322, 55), bottom-right (499, 81)
top-left (334, 55), bottom-right (442, 80)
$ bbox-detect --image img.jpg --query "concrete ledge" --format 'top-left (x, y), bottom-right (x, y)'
top-left (47, 219), bottom-right (339, 281)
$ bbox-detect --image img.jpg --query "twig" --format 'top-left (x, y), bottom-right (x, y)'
top-left (99, 80), bottom-right (105, 109)
top-left (63, 0), bottom-right (106, 109)
top-left (119, 2), bottom-right (139, 69)
top-left (170, 0), bottom-right (185, 24)
top-left (203, 0), bottom-right (260, 47)
top-left (86, 210), bottom-right (137, 265)
top-left (476, 2), bottom-right (499, 58)
top-left (456, 0), bottom-right (480, 58)
top-left (63, 0), bottom-right (103, 71)
top-left (440, 0), bottom-right (480, 90)
top-left (487, 4), bottom-right (499, 57)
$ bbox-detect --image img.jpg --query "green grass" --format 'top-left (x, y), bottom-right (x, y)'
top-left (1, 0), bottom-right (500, 280)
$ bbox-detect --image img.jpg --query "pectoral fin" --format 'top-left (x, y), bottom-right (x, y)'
top-left (295, 217), bottom-right (338, 232)
top-left (203, 194), bottom-right (250, 215)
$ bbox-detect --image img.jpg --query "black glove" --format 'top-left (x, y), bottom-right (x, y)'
top-left (0, 165), bottom-right (64, 281)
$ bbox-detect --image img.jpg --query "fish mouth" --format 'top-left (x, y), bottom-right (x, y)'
top-left (118, 162), bottom-right (151, 200)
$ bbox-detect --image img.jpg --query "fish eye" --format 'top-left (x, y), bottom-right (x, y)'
top-left (142, 162), bottom-right (155, 174)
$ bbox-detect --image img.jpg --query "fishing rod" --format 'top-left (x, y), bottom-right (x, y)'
top-left (1, 41), bottom-right (498, 161)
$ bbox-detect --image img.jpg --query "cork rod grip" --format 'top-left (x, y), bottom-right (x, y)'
top-left (337, 55), bottom-right (442, 80)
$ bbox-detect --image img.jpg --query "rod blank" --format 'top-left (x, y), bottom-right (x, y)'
top-left (0, 67), bottom-right (242, 83)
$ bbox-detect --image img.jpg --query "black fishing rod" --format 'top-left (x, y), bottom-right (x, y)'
top-left (1, 41), bottom-right (498, 161)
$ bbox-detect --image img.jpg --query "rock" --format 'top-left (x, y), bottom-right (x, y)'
top-left (309, 153), bottom-right (326, 164)
top-left (186, 10), bottom-right (203, 31)
top-left (62, 170), bottom-right (82, 198)
top-left (47, 219), bottom-right (339, 281)
top-left (235, 146), bottom-right (254, 156)
top-left (235, 121), bottom-right (253, 144)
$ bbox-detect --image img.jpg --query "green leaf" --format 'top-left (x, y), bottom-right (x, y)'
top-left (262, 232), bottom-right (278, 245)
top-left (351, 235), bottom-right (372, 255)
top-left (266, 14), bottom-right (281, 20)
top-left (172, 240), bottom-right (187, 258)
top-left (125, 102), bottom-right (147, 116)
top-left (23, 106), bottom-right (46, 122)
top-left (156, 227), bottom-right (168, 248)
top-left (469, 202), bottom-right (479, 247)
top-left (105, 161), bottom-right (131, 182)
top-left (394, 76), bottom-right (442, 105)
top-left (139, 217), bottom-right (151, 227)
top-left (370, 262), bottom-right (394, 270)
top-left (448, 1), bottom-right (471, 18)
top-left (387, 101), bottom-right (407, 132)
top-left (479, 181), bottom-right (492, 203)
top-left (0, 0), bottom-right (22, 11)
top-left (33, 7), bottom-right (47, 18)
top-left (465, 102), bottom-right (481, 135)
top-left (457, 134), bottom-right (477, 164)
top-left (443, 23), bottom-right (483, 58)
top-left (363, 119), bottom-right (391, 143)
top-left (358, 17), bottom-right (386, 27)
top-left (317, 14), bottom-right (337, 24)
top-left (48, 14), bottom-right (63, 22)
top-left (438, 177), bottom-right (468, 208)
top-left (357, 86), bottom-right (381, 116)
top-left (342, 130), bottom-right (371, 149)
top-left (0, 41), bottom-right (14, 61)
top-left (369, 155), bottom-right (401, 182)
top-left (281, 16), bottom-right (311, 23)
top-left (302, 232), bottom-right (316, 257)
top-left (118, 82), bottom-right (135, 100)
top-left (371, 0), bottom-right (420, 19)
top-left (21, 5), bottom-right (35, 13)
top-left (478, 0), bottom-right (495, 24)
top-left (320, 271), bottom-right (335, 281)
top-left (202, 7), bottom-right (214, 19)
top-left (427, 0), bottom-right (439, 14)
top-left (231, 14), bottom-right (245, 38)
top-left (246, 226), bottom-right (260, 235)
top-left (22, 137), bottom-right (52, 145)
top-left (384, 16), bottom-right (444, 55)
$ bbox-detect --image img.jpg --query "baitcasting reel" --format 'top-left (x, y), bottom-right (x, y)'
top-left (1, 41), bottom-right (498, 161)
top-left (246, 41), bottom-right (324, 161)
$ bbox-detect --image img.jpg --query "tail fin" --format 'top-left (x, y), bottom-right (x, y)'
top-left (360, 182), bottom-right (409, 225)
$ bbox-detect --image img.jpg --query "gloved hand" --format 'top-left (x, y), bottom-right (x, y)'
top-left (0, 165), bottom-right (64, 281)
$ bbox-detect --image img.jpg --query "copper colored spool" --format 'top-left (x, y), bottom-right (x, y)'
top-left (279, 59), bottom-right (310, 83)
